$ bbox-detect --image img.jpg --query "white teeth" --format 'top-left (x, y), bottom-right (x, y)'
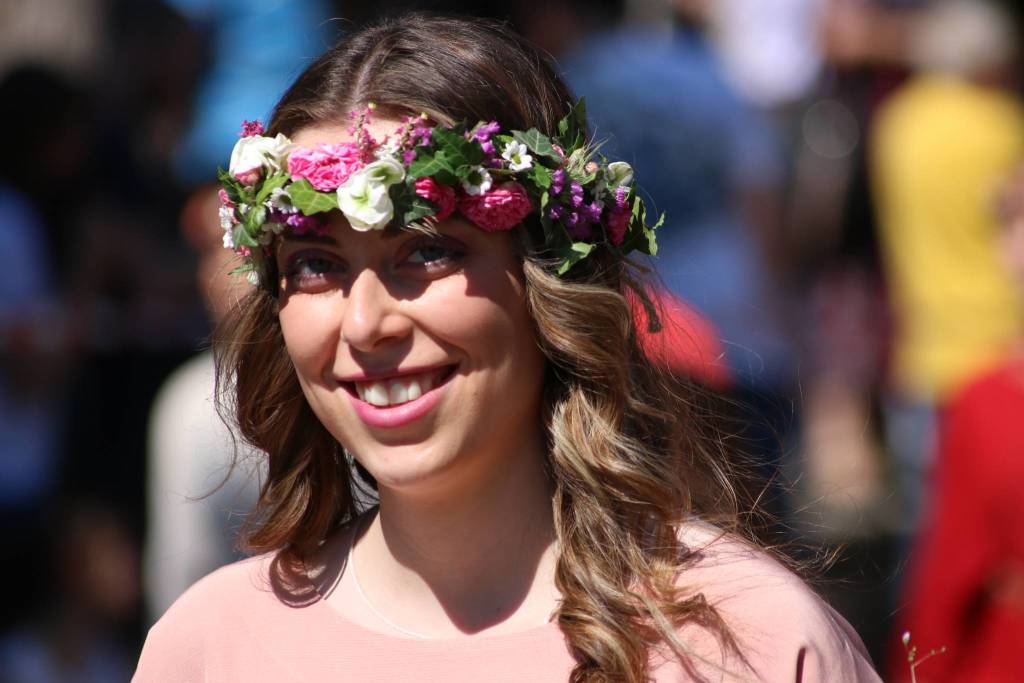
top-left (353, 370), bottom-right (444, 407)
top-left (363, 382), bottom-right (389, 407)
top-left (388, 382), bottom-right (408, 405)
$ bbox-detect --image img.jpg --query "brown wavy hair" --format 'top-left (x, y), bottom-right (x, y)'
top-left (216, 13), bottom-right (765, 682)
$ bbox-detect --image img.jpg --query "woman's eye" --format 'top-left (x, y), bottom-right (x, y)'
top-left (284, 254), bottom-right (344, 290)
top-left (404, 240), bottom-right (463, 271)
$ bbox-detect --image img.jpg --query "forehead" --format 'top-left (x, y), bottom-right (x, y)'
top-left (291, 117), bottom-right (404, 148)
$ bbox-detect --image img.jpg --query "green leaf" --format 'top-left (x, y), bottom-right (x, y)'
top-left (234, 224), bottom-right (258, 249)
top-left (556, 241), bottom-right (595, 276)
top-left (430, 126), bottom-right (483, 169)
top-left (513, 129), bottom-right (562, 163)
top-left (409, 151), bottom-right (454, 179)
top-left (557, 98), bottom-right (587, 143)
top-left (390, 183), bottom-right (438, 226)
top-left (529, 164), bottom-right (552, 190)
top-left (255, 172), bottom-right (289, 204)
top-left (289, 179), bottom-right (338, 214)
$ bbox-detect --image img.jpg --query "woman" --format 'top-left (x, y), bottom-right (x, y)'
top-left (134, 14), bottom-right (880, 683)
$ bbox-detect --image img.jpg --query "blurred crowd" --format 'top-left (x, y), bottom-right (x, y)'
top-left (2, 0), bottom-right (1023, 681)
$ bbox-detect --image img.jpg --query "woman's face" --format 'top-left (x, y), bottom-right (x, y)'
top-left (276, 120), bottom-right (547, 496)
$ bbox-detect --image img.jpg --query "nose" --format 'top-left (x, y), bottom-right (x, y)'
top-left (340, 268), bottom-right (412, 352)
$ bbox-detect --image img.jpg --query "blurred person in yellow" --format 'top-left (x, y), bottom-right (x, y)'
top-left (871, 0), bottom-right (1024, 528)
top-left (887, 164), bottom-right (1024, 683)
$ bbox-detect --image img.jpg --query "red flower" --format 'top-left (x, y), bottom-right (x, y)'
top-left (458, 182), bottom-right (533, 232)
top-left (413, 177), bottom-right (456, 221)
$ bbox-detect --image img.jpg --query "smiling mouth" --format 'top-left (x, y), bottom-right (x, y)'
top-left (343, 365), bottom-right (457, 408)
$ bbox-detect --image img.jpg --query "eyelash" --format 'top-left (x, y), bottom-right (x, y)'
top-left (281, 238), bottom-right (465, 291)
top-left (403, 238), bottom-right (464, 271)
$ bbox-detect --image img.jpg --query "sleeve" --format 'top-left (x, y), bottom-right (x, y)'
top-left (888, 393), bottom-right (999, 682)
top-left (790, 602), bottom-right (884, 683)
top-left (691, 544), bottom-right (882, 682)
top-left (132, 596), bottom-right (207, 682)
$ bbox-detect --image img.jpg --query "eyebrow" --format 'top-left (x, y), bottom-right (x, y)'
top-left (280, 232), bottom-right (338, 245)
top-left (279, 224), bottom-right (418, 246)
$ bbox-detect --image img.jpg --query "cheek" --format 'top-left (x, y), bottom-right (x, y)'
top-left (278, 296), bottom-right (338, 381)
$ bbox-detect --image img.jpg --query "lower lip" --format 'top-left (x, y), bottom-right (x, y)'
top-left (348, 376), bottom-right (451, 429)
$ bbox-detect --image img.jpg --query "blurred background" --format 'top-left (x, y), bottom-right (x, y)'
top-left (2, 0), bottom-right (1023, 681)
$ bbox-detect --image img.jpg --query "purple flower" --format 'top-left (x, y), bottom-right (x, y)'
top-left (403, 149), bottom-right (417, 165)
top-left (412, 125), bottom-right (433, 146)
top-left (288, 213), bottom-right (328, 236)
top-left (480, 139), bottom-right (496, 157)
top-left (548, 204), bottom-right (564, 220)
top-left (551, 169), bottom-right (565, 195)
top-left (581, 201), bottom-right (602, 223)
top-left (566, 214), bottom-right (593, 240)
top-left (473, 121), bottom-right (501, 142)
top-left (570, 181), bottom-right (584, 208)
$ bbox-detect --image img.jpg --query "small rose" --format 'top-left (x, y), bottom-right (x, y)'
top-left (229, 133), bottom-right (292, 183)
top-left (288, 142), bottom-right (366, 191)
top-left (459, 181), bottom-right (533, 231)
top-left (414, 177), bottom-right (457, 221)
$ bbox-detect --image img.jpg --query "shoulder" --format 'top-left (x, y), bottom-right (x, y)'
top-left (673, 523), bottom-right (881, 682)
top-left (133, 554), bottom-right (280, 682)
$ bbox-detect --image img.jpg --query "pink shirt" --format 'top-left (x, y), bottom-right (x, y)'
top-left (133, 524), bottom-right (880, 682)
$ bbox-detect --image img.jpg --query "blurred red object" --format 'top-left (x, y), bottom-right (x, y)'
top-left (630, 286), bottom-right (731, 390)
top-left (889, 357), bottom-right (1024, 683)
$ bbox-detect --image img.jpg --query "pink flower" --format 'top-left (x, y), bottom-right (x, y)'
top-left (414, 177), bottom-right (456, 221)
top-left (287, 142), bottom-right (367, 191)
top-left (606, 186), bottom-right (630, 246)
top-left (217, 188), bottom-right (234, 208)
top-left (235, 169), bottom-right (261, 187)
top-left (458, 182), bottom-right (533, 232)
top-left (240, 120), bottom-right (265, 137)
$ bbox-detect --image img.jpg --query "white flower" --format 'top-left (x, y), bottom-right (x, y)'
top-left (374, 138), bottom-right (400, 160)
top-left (219, 206), bottom-right (235, 231)
top-left (605, 161), bottom-right (634, 188)
top-left (246, 270), bottom-right (261, 286)
top-left (461, 165), bottom-right (493, 196)
top-left (222, 228), bottom-right (235, 249)
top-left (228, 133), bottom-right (293, 178)
top-left (267, 187), bottom-right (297, 214)
top-left (336, 159), bottom-right (405, 231)
top-left (501, 141), bottom-right (533, 172)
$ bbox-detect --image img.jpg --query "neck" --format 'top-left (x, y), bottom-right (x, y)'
top-left (350, 430), bottom-right (559, 636)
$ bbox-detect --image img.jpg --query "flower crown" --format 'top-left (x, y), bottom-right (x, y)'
top-left (217, 100), bottom-right (662, 283)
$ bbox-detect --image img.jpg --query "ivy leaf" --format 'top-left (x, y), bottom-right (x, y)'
top-left (234, 224), bottom-right (259, 249)
top-left (409, 151), bottom-right (454, 180)
top-left (390, 183), bottom-right (437, 226)
top-left (513, 129), bottom-right (562, 163)
top-left (528, 164), bottom-right (552, 190)
top-left (429, 126), bottom-right (483, 170)
top-left (255, 172), bottom-right (289, 204)
top-left (289, 179), bottom-right (338, 214)
top-left (556, 241), bottom-right (595, 276)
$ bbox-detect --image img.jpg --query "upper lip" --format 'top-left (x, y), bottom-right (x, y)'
top-left (334, 363), bottom-right (456, 384)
